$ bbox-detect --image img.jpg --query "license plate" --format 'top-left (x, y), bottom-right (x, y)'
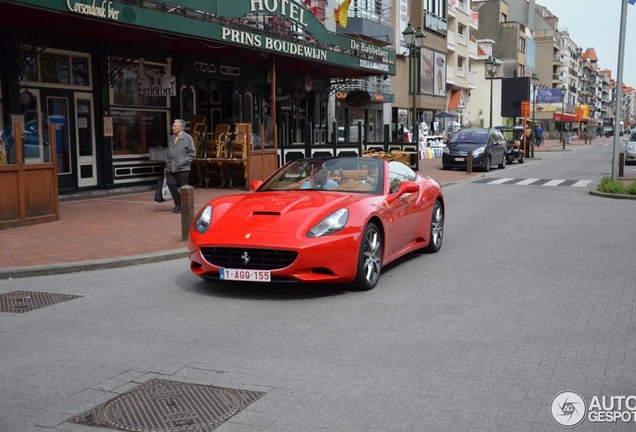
top-left (220, 268), bottom-right (271, 282)
top-left (455, 157), bottom-right (465, 162)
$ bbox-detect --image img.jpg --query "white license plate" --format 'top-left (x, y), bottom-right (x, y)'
top-left (220, 268), bottom-right (271, 282)
top-left (455, 157), bottom-right (465, 162)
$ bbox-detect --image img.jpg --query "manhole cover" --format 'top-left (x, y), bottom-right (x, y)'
top-left (0, 290), bottom-right (82, 313)
top-left (68, 379), bottom-right (265, 431)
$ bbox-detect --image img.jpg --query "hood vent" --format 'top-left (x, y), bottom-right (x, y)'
top-left (252, 211), bottom-right (281, 216)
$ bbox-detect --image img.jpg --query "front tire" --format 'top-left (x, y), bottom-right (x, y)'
top-left (425, 200), bottom-right (444, 253)
top-left (498, 153), bottom-right (506, 169)
top-left (351, 223), bottom-right (382, 291)
top-left (483, 155), bottom-right (491, 172)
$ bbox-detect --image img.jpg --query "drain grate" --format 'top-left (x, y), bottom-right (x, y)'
top-left (0, 290), bottom-right (82, 313)
top-left (67, 379), bottom-right (265, 431)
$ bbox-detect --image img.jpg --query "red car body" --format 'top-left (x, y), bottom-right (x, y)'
top-left (188, 157), bottom-right (444, 290)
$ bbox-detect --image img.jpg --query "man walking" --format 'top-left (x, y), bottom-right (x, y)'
top-left (165, 119), bottom-right (196, 214)
top-left (534, 123), bottom-right (543, 147)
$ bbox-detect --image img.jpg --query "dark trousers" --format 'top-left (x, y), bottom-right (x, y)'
top-left (166, 171), bottom-right (189, 206)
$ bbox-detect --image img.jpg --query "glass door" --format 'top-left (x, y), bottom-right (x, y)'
top-left (39, 88), bottom-right (75, 190)
top-left (74, 93), bottom-right (96, 187)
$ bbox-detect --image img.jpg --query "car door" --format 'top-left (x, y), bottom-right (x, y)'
top-left (494, 129), bottom-right (506, 163)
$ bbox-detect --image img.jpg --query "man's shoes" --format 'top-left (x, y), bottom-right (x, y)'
top-left (173, 205), bottom-right (181, 214)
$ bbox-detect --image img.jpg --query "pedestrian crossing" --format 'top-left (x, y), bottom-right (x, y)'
top-left (472, 177), bottom-right (593, 188)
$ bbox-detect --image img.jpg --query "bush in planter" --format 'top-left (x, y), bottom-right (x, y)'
top-left (597, 177), bottom-right (625, 194)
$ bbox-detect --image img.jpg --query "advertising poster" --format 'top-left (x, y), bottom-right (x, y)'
top-left (434, 52), bottom-right (446, 96)
top-left (420, 48), bottom-right (435, 95)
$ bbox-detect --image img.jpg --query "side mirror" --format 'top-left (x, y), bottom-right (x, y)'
top-left (384, 181), bottom-right (418, 205)
top-left (250, 180), bottom-right (263, 191)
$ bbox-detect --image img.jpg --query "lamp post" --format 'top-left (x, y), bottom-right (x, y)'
top-left (486, 56), bottom-right (500, 128)
top-left (531, 73), bottom-right (538, 157)
top-left (560, 84), bottom-right (567, 146)
top-left (402, 22), bottom-right (425, 145)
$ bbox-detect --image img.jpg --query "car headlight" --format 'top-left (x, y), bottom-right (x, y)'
top-left (443, 146), bottom-right (449, 154)
top-left (628, 145), bottom-right (636, 152)
top-left (472, 147), bottom-right (485, 156)
top-left (194, 205), bottom-right (213, 234)
top-left (307, 208), bottom-right (349, 238)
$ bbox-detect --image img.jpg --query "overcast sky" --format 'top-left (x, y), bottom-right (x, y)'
top-left (536, 0), bottom-right (635, 87)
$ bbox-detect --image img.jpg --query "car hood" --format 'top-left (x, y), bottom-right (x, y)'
top-left (446, 143), bottom-right (486, 152)
top-left (204, 191), bottom-right (367, 235)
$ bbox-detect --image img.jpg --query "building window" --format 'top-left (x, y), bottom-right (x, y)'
top-left (109, 60), bottom-right (170, 156)
top-left (519, 36), bottom-right (526, 54)
top-left (426, 0), bottom-right (447, 20)
top-left (19, 47), bottom-right (91, 88)
top-left (457, 24), bottom-right (467, 45)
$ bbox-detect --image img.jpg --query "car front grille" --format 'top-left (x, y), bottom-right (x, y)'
top-left (200, 247), bottom-right (298, 270)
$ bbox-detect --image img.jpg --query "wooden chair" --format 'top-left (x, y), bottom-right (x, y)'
top-left (206, 124), bottom-right (231, 158)
top-left (192, 123), bottom-right (208, 158)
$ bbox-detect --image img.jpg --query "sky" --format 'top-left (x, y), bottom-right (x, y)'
top-left (537, 0), bottom-right (635, 87)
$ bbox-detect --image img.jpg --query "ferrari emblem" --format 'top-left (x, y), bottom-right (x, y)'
top-left (245, 233), bottom-right (251, 238)
top-left (241, 252), bottom-right (250, 265)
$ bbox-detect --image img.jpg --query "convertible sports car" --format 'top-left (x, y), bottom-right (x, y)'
top-left (188, 156), bottom-right (445, 291)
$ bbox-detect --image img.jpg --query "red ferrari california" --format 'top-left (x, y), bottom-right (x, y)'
top-left (188, 156), bottom-right (444, 291)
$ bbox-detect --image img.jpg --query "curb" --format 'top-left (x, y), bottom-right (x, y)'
top-left (589, 190), bottom-right (636, 200)
top-left (0, 248), bottom-right (188, 280)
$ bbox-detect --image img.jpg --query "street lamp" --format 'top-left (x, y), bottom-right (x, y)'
top-left (402, 22), bottom-right (425, 145)
top-left (531, 73), bottom-right (539, 154)
top-left (486, 56), bottom-right (500, 128)
top-left (560, 84), bottom-right (567, 145)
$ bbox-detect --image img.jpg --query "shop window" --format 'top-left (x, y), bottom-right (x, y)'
top-left (111, 63), bottom-right (168, 108)
top-left (111, 109), bottom-right (168, 156)
top-left (110, 59), bottom-right (170, 156)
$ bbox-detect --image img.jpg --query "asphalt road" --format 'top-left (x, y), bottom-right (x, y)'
top-left (1, 142), bottom-right (635, 431)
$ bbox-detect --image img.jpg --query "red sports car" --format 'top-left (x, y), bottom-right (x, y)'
top-left (188, 156), bottom-right (444, 291)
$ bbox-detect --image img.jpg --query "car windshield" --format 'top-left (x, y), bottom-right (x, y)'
top-left (258, 157), bottom-right (383, 194)
top-left (449, 129), bottom-right (489, 144)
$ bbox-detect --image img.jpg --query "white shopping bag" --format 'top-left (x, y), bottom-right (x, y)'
top-left (162, 174), bottom-right (172, 200)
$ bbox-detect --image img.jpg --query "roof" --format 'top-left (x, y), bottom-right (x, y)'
top-left (582, 48), bottom-right (598, 62)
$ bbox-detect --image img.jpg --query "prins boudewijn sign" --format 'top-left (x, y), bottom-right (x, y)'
top-left (67, 0), bottom-right (121, 20)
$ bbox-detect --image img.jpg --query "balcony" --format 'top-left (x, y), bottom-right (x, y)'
top-left (447, 30), bottom-right (456, 51)
top-left (553, 55), bottom-right (563, 64)
top-left (468, 70), bottom-right (477, 88)
top-left (457, 32), bottom-right (467, 47)
top-left (446, 66), bottom-right (455, 85)
top-left (457, 66), bottom-right (466, 78)
top-left (469, 40), bottom-right (478, 59)
top-left (336, 4), bottom-right (393, 45)
top-left (425, 10), bottom-right (447, 36)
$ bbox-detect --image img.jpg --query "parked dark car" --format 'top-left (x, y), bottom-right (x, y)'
top-left (442, 127), bottom-right (507, 171)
